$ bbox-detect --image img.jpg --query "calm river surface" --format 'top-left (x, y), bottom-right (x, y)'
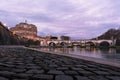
top-left (39, 47), bottom-right (120, 61)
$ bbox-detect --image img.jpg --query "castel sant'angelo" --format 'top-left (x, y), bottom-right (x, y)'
top-left (10, 23), bottom-right (37, 39)
top-left (9, 22), bottom-right (49, 42)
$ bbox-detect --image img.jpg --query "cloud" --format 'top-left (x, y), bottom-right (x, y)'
top-left (0, 0), bottom-right (120, 39)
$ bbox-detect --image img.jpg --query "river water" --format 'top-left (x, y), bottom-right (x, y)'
top-left (39, 47), bottom-right (120, 61)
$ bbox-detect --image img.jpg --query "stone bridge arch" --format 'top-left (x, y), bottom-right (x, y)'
top-left (72, 41), bottom-right (81, 46)
top-left (99, 41), bottom-right (111, 47)
top-left (48, 42), bottom-right (56, 47)
top-left (59, 42), bottom-right (67, 47)
top-left (85, 41), bottom-right (96, 47)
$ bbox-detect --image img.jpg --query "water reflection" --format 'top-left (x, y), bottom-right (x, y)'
top-left (116, 49), bottom-right (120, 53)
top-left (39, 47), bottom-right (120, 61)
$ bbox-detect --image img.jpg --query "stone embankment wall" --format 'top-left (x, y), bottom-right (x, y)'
top-left (0, 22), bottom-right (19, 45)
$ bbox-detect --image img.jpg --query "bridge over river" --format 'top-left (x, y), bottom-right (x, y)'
top-left (40, 39), bottom-right (116, 47)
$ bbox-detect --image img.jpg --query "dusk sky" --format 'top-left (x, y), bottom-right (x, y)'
top-left (0, 0), bottom-right (120, 39)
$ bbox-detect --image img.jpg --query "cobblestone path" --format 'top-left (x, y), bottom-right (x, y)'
top-left (0, 47), bottom-right (120, 80)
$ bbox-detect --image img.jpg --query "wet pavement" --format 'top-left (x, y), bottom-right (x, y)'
top-left (0, 47), bottom-right (120, 80)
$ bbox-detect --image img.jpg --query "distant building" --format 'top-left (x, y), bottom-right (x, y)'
top-left (10, 22), bottom-right (37, 40)
top-left (9, 22), bottom-right (50, 46)
top-left (60, 36), bottom-right (70, 40)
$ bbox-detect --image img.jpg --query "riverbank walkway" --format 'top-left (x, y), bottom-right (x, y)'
top-left (0, 46), bottom-right (120, 80)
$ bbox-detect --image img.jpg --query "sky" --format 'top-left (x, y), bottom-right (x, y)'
top-left (0, 0), bottom-right (120, 39)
